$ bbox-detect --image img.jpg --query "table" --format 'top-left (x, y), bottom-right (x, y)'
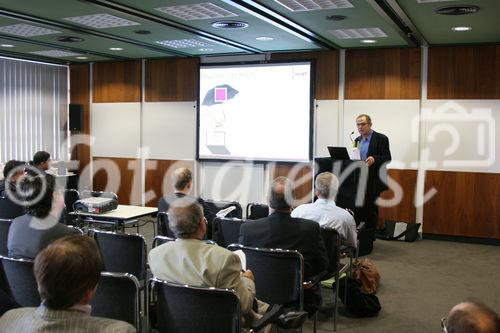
top-left (71, 205), bottom-right (158, 232)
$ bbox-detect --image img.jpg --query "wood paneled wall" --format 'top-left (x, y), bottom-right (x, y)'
top-left (424, 171), bottom-right (500, 239)
top-left (345, 48), bottom-right (421, 99)
top-left (92, 157), bottom-right (141, 205)
top-left (146, 58), bottom-right (199, 102)
top-left (93, 61), bottom-right (141, 103)
top-left (269, 163), bottom-right (313, 205)
top-left (379, 169), bottom-right (418, 226)
top-left (271, 51), bottom-right (339, 100)
top-left (69, 64), bottom-right (91, 185)
top-left (145, 159), bottom-right (195, 207)
top-left (428, 46), bottom-right (500, 99)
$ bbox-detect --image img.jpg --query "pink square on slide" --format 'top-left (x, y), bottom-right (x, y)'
top-left (214, 87), bottom-right (227, 102)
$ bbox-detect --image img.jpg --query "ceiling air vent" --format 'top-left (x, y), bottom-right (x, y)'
top-left (211, 21), bottom-right (249, 29)
top-left (435, 5), bottom-right (479, 15)
top-left (56, 36), bottom-right (84, 43)
top-left (326, 15), bottom-right (347, 21)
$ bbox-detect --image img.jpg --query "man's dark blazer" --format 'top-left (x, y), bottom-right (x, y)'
top-left (238, 211), bottom-right (329, 281)
top-left (355, 130), bottom-right (391, 197)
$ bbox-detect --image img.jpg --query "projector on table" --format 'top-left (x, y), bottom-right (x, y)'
top-left (74, 197), bottom-right (118, 214)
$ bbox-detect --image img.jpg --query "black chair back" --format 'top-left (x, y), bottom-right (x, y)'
top-left (202, 199), bottom-right (242, 225)
top-left (152, 235), bottom-right (175, 248)
top-left (0, 219), bottom-right (12, 256)
top-left (0, 196), bottom-right (24, 220)
top-left (320, 227), bottom-right (342, 275)
top-left (228, 244), bottom-right (303, 307)
top-left (92, 230), bottom-right (147, 282)
top-left (91, 272), bottom-right (140, 330)
top-left (152, 278), bottom-right (240, 333)
top-left (0, 256), bottom-right (40, 306)
top-left (212, 218), bottom-right (245, 247)
top-left (246, 203), bottom-right (269, 220)
top-left (157, 212), bottom-right (175, 238)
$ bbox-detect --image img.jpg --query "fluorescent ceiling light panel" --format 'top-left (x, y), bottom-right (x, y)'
top-left (274, 0), bottom-right (354, 12)
top-left (0, 24), bottom-right (61, 37)
top-left (329, 27), bottom-right (387, 39)
top-left (155, 39), bottom-right (212, 49)
top-left (155, 3), bottom-right (237, 20)
top-left (30, 50), bottom-right (83, 57)
top-left (64, 13), bottom-right (140, 28)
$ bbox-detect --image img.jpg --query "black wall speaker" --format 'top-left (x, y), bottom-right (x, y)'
top-left (69, 104), bottom-right (84, 131)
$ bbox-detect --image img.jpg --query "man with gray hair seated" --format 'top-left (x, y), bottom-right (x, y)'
top-left (291, 172), bottom-right (357, 248)
top-left (149, 197), bottom-right (269, 330)
top-left (442, 300), bottom-right (500, 333)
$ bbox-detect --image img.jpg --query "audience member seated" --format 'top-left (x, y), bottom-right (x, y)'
top-left (158, 167), bottom-right (203, 212)
top-left (239, 177), bottom-right (329, 315)
top-left (27, 151), bottom-right (51, 175)
top-left (291, 172), bottom-right (357, 248)
top-left (7, 174), bottom-right (79, 259)
top-left (0, 235), bottom-right (136, 333)
top-left (149, 198), bottom-right (269, 330)
top-left (443, 300), bottom-right (500, 333)
top-left (0, 160), bottom-right (25, 199)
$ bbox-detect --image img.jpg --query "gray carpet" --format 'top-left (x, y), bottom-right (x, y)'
top-left (136, 220), bottom-right (500, 333)
top-left (304, 239), bottom-right (500, 333)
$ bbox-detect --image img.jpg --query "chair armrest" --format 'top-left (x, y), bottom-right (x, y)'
top-left (356, 222), bottom-right (366, 232)
top-left (250, 304), bottom-right (282, 332)
top-left (303, 270), bottom-right (328, 289)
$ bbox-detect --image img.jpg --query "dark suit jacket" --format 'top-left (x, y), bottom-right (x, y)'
top-left (355, 130), bottom-right (391, 197)
top-left (238, 212), bottom-right (329, 280)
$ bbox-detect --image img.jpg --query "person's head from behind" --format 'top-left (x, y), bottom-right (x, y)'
top-left (173, 168), bottom-right (192, 193)
top-left (315, 172), bottom-right (339, 200)
top-left (21, 174), bottom-right (64, 218)
top-left (34, 235), bottom-right (104, 310)
top-left (168, 197), bottom-right (205, 239)
top-left (444, 300), bottom-right (500, 333)
top-left (356, 114), bottom-right (373, 138)
top-left (3, 160), bottom-right (25, 183)
top-left (33, 151), bottom-right (51, 171)
top-left (268, 177), bottom-right (295, 213)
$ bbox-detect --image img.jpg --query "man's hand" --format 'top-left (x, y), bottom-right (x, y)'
top-left (366, 156), bottom-right (375, 166)
top-left (242, 269), bottom-right (254, 281)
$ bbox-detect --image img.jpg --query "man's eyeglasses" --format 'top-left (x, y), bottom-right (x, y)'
top-left (356, 122), bottom-right (369, 127)
top-left (441, 317), bottom-right (448, 333)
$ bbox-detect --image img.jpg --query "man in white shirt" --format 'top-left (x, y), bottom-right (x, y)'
top-left (291, 172), bottom-right (357, 248)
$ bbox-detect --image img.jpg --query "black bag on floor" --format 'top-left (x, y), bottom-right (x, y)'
top-left (338, 277), bottom-right (381, 317)
top-left (376, 220), bottom-right (421, 242)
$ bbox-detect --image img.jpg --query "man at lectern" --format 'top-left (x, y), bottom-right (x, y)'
top-left (354, 114), bottom-right (391, 236)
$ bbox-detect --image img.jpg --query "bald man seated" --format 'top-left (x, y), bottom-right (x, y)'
top-left (443, 300), bottom-right (500, 333)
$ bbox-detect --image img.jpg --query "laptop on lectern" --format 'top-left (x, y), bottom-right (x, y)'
top-left (327, 146), bottom-right (350, 160)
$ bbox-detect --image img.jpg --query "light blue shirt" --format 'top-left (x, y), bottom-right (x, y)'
top-left (359, 130), bottom-right (373, 161)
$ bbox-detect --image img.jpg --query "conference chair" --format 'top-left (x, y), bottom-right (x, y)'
top-left (91, 272), bottom-right (141, 332)
top-left (0, 219), bottom-right (12, 256)
top-left (0, 256), bottom-right (40, 307)
top-left (0, 195), bottom-right (24, 220)
top-left (91, 230), bottom-right (148, 322)
top-left (320, 227), bottom-right (351, 331)
top-left (63, 189), bottom-right (80, 225)
top-left (150, 278), bottom-right (282, 333)
top-left (212, 217), bottom-right (246, 247)
top-left (245, 203), bottom-right (269, 220)
top-left (157, 211), bottom-right (175, 238)
top-left (152, 235), bottom-right (175, 248)
top-left (202, 199), bottom-right (242, 239)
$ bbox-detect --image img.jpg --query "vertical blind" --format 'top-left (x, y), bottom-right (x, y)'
top-left (0, 57), bottom-right (68, 163)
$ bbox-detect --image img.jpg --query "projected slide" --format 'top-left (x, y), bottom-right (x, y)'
top-left (198, 62), bottom-right (312, 162)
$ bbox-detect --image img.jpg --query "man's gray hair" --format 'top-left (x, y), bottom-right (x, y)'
top-left (268, 177), bottom-right (294, 211)
top-left (168, 197), bottom-right (203, 238)
top-left (315, 172), bottom-right (339, 199)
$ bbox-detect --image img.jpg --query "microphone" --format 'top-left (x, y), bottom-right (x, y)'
top-left (349, 131), bottom-right (355, 145)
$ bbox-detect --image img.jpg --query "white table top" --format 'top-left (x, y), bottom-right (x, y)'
top-left (72, 205), bottom-right (157, 220)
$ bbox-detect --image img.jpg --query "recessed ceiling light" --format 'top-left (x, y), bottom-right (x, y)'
top-left (256, 36), bottom-right (274, 41)
top-left (361, 39), bottom-right (377, 43)
top-left (0, 24), bottom-right (61, 37)
top-left (109, 47), bottom-right (123, 51)
top-left (275, 0), bottom-right (354, 12)
top-left (452, 26), bottom-right (472, 31)
top-left (198, 48), bottom-right (213, 52)
top-left (76, 56), bottom-right (88, 59)
top-left (211, 21), bottom-right (248, 29)
top-left (30, 50), bottom-right (82, 58)
top-left (0, 44), bottom-right (15, 47)
top-left (155, 3), bottom-right (237, 21)
top-left (156, 39), bottom-right (211, 49)
top-left (329, 28), bottom-right (387, 39)
top-left (64, 14), bottom-right (140, 29)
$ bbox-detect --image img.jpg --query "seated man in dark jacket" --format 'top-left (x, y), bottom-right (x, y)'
top-left (239, 177), bottom-right (329, 315)
top-left (7, 174), bottom-right (79, 259)
top-left (0, 160), bottom-right (25, 198)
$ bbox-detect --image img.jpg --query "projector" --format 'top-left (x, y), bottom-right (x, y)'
top-left (74, 197), bottom-right (118, 214)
